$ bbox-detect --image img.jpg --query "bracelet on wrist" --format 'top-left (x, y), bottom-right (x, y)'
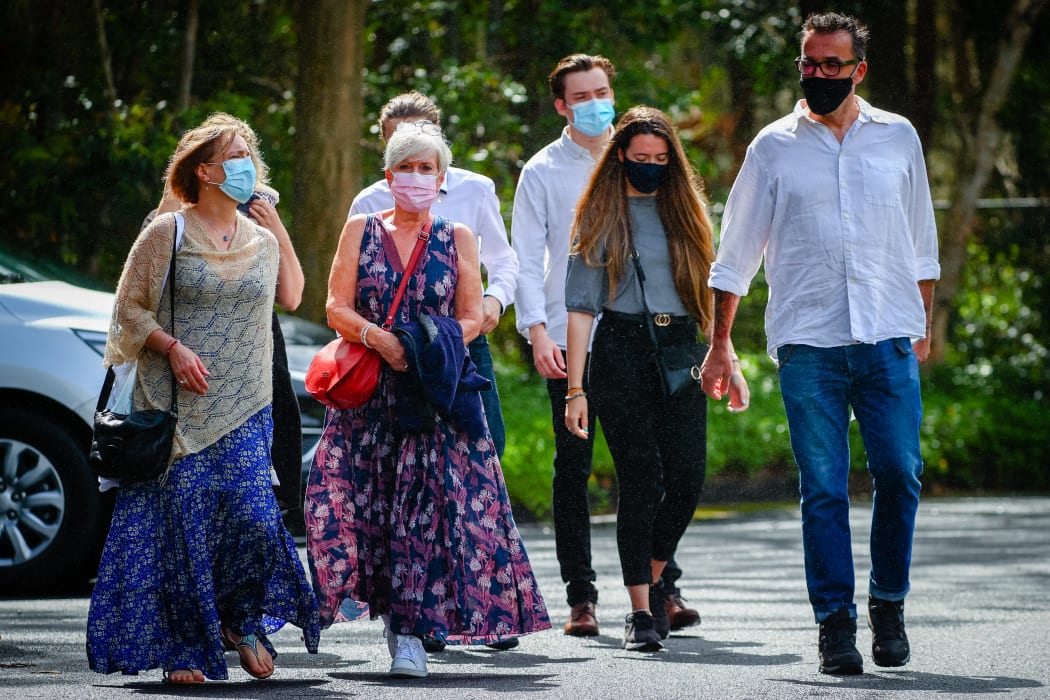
top-left (565, 391), bottom-right (587, 401)
top-left (360, 322), bottom-right (376, 349)
top-left (165, 338), bottom-right (179, 356)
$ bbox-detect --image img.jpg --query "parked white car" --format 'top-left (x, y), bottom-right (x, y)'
top-left (0, 251), bottom-right (329, 595)
top-left (0, 277), bottom-right (114, 595)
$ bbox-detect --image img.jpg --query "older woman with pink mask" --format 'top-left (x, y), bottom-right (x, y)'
top-left (304, 121), bottom-right (550, 680)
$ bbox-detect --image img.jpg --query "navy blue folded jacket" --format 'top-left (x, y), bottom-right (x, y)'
top-left (392, 315), bottom-right (491, 438)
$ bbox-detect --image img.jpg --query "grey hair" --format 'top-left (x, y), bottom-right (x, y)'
top-left (383, 122), bottom-right (452, 173)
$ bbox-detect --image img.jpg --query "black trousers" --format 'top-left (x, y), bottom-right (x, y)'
top-left (270, 311), bottom-right (303, 512)
top-left (589, 312), bottom-right (707, 587)
top-left (546, 374), bottom-right (599, 605)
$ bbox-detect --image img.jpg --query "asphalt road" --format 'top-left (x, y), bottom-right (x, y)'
top-left (1, 496), bottom-right (1048, 699)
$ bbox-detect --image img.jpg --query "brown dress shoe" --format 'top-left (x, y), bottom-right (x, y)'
top-left (564, 601), bottom-right (599, 636)
top-left (665, 591), bottom-right (701, 630)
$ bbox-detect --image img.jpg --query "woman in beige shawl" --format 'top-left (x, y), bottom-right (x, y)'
top-left (86, 115), bottom-right (319, 684)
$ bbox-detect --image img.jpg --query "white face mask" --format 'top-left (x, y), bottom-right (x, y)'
top-left (389, 171), bottom-right (440, 213)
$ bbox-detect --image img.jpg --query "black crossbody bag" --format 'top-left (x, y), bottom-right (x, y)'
top-left (89, 215), bottom-right (180, 481)
top-left (630, 250), bottom-right (707, 399)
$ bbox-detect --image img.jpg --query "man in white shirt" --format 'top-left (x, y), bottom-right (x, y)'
top-left (349, 92), bottom-right (518, 462)
top-left (512, 54), bottom-right (699, 638)
top-left (701, 13), bottom-right (939, 676)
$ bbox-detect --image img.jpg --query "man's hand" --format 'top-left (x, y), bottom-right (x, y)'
top-left (529, 326), bottom-right (567, 379)
top-left (913, 336), bottom-right (931, 364)
top-left (700, 344), bottom-right (736, 401)
top-left (479, 296), bottom-right (503, 335)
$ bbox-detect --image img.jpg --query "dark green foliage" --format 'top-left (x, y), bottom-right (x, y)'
top-left (0, 1), bottom-right (296, 286)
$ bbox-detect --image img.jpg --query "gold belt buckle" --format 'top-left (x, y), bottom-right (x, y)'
top-left (654, 313), bottom-right (671, 327)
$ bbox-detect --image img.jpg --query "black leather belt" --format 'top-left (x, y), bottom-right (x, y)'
top-left (602, 310), bottom-right (695, 327)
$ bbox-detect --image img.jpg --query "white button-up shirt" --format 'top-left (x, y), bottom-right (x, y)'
top-left (349, 166), bottom-right (518, 311)
top-left (709, 97), bottom-right (940, 359)
top-left (511, 127), bottom-right (601, 348)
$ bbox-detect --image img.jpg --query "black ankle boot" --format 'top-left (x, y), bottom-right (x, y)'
top-left (818, 608), bottom-right (864, 675)
top-left (868, 596), bottom-right (910, 667)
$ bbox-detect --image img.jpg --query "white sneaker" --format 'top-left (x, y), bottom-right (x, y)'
top-left (389, 634), bottom-right (428, 678)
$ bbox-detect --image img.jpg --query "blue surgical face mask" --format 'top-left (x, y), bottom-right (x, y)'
top-left (570, 98), bottom-right (615, 137)
top-left (207, 156), bottom-right (257, 204)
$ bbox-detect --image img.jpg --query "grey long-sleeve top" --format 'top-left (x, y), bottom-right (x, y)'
top-left (565, 196), bottom-right (689, 317)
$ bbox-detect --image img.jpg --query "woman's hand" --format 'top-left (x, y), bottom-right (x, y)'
top-left (367, 326), bottom-right (410, 372)
top-left (247, 196), bottom-right (282, 233)
top-left (727, 365), bottom-right (750, 413)
top-left (169, 342), bottom-right (211, 395)
top-left (565, 395), bottom-right (590, 439)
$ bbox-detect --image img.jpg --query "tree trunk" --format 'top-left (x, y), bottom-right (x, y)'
top-left (864, 0), bottom-right (911, 117)
top-left (92, 0), bottom-right (117, 105)
top-left (177, 0), bottom-right (200, 114)
top-left (912, 0), bottom-right (937, 151)
top-left (931, 0), bottom-right (1048, 363)
top-left (724, 54), bottom-right (754, 187)
top-left (293, 0), bottom-right (367, 324)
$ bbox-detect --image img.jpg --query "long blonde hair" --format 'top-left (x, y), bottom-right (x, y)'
top-left (571, 106), bottom-right (715, 333)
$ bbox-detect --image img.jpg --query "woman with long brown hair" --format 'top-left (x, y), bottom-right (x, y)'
top-left (564, 105), bottom-right (748, 652)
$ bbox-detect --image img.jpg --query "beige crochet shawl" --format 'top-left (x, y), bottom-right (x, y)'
top-left (103, 208), bottom-right (278, 463)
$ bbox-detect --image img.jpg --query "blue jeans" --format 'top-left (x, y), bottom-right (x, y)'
top-left (469, 335), bottom-right (505, 458)
top-left (777, 338), bottom-right (924, 622)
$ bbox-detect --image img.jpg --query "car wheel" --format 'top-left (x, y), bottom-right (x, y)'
top-left (0, 406), bottom-right (112, 595)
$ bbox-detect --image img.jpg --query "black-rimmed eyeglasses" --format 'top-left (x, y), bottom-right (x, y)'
top-left (795, 57), bottom-right (861, 78)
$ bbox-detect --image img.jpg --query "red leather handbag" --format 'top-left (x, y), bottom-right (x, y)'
top-left (305, 338), bottom-right (382, 409)
top-left (305, 223), bottom-right (431, 410)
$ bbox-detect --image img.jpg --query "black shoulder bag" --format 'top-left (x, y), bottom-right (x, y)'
top-left (630, 250), bottom-right (707, 399)
top-left (89, 215), bottom-right (180, 481)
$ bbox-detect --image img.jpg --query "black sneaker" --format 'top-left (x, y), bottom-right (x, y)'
top-left (421, 635), bottom-right (446, 653)
top-left (623, 611), bottom-right (663, 652)
top-left (818, 608), bottom-right (864, 675)
top-left (868, 596), bottom-right (910, 667)
top-left (485, 636), bottom-right (520, 651)
top-left (648, 583), bottom-right (671, 640)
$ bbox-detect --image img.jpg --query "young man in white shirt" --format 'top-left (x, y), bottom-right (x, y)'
top-left (512, 54), bottom-right (699, 639)
top-left (701, 12), bottom-right (939, 676)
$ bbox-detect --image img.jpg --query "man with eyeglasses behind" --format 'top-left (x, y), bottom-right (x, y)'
top-left (700, 12), bottom-right (939, 676)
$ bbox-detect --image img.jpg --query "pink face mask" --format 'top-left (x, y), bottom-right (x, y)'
top-left (389, 172), bottom-right (440, 213)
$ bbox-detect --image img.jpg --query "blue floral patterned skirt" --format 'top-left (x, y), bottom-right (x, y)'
top-left (86, 407), bottom-right (319, 680)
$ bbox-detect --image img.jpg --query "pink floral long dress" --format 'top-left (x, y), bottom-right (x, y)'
top-left (305, 215), bottom-right (550, 644)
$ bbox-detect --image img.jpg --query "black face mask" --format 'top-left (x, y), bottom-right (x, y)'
top-left (800, 76), bottom-right (854, 115)
top-left (623, 159), bottom-right (668, 194)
